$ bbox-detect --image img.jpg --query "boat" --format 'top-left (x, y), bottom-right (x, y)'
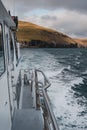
top-left (0, 1), bottom-right (59, 130)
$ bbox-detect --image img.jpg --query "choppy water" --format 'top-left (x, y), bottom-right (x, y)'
top-left (21, 48), bottom-right (87, 130)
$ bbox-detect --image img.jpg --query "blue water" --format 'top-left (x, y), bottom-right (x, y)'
top-left (21, 48), bottom-right (87, 130)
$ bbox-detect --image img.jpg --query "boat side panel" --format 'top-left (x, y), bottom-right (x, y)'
top-left (0, 72), bottom-right (11, 130)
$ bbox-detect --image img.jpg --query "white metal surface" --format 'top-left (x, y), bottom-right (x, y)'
top-left (0, 0), bottom-right (15, 28)
top-left (0, 72), bottom-right (11, 130)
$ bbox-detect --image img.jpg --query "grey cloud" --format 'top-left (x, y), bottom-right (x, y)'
top-left (43, 0), bottom-right (87, 12)
top-left (28, 10), bottom-right (87, 38)
top-left (17, 0), bottom-right (87, 12)
top-left (41, 15), bottom-right (57, 20)
top-left (2, 0), bottom-right (87, 13)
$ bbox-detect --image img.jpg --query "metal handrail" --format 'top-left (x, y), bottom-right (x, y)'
top-left (35, 69), bottom-right (60, 130)
top-left (20, 68), bottom-right (59, 130)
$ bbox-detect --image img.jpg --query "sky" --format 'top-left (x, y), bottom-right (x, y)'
top-left (2, 0), bottom-right (87, 38)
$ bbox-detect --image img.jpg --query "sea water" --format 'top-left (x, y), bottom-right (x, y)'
top-left (16, 48), bottom-right (87, 130)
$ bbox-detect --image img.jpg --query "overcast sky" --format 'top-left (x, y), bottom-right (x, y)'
top-left (2, 0), bottom-right (87, 38)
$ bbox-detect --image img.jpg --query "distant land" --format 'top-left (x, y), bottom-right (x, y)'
top-left (74, 38), bottom-right (87, 48)
top-left (16, 21), bottom-right (87, 48)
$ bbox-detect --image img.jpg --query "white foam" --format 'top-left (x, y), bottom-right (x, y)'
top-left (48, 72), bottom-right (84, 130)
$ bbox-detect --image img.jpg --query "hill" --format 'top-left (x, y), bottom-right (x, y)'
top-left (74, 38), bottom-right (87, 48)
top-left (16, 21), bottom-right (84, 48)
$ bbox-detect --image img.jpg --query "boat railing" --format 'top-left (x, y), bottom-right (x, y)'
top-left (19, 68), bottom-right (59, 130)
top-left (34, 69), bottom-right (60, 130)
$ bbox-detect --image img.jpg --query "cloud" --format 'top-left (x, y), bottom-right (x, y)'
top-left (2, 0), bottom-right (87, 13)
top-left (27, 10), bottom-right (87, 38)
top-left (19, 0), bottom-right (87, 13)
top-left (42, 0), bottom-right (87, 12)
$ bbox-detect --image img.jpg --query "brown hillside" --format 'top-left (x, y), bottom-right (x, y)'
top-left (16, 21), bottom-right (78, 47)
top-left (74, 38), bottom-right (87, 47)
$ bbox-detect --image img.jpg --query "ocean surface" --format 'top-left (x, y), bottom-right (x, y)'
top-left (20, 48), bottom-right (87, 130)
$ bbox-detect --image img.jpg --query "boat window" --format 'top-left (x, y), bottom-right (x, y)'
top-left (14, 34), bottom-right (18, 62)
top-left (0, 24), bottom-right (5, 76)
top-left (9, 32), bottom-right (14, 62)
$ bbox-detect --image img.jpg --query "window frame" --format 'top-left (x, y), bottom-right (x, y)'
top-left (9, 31), bottom-right (14, 63)
top-left (0, 23), bottom-right (5, 77)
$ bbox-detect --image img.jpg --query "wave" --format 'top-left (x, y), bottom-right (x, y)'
top-left (59, 65), bottom-right (78, 76)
